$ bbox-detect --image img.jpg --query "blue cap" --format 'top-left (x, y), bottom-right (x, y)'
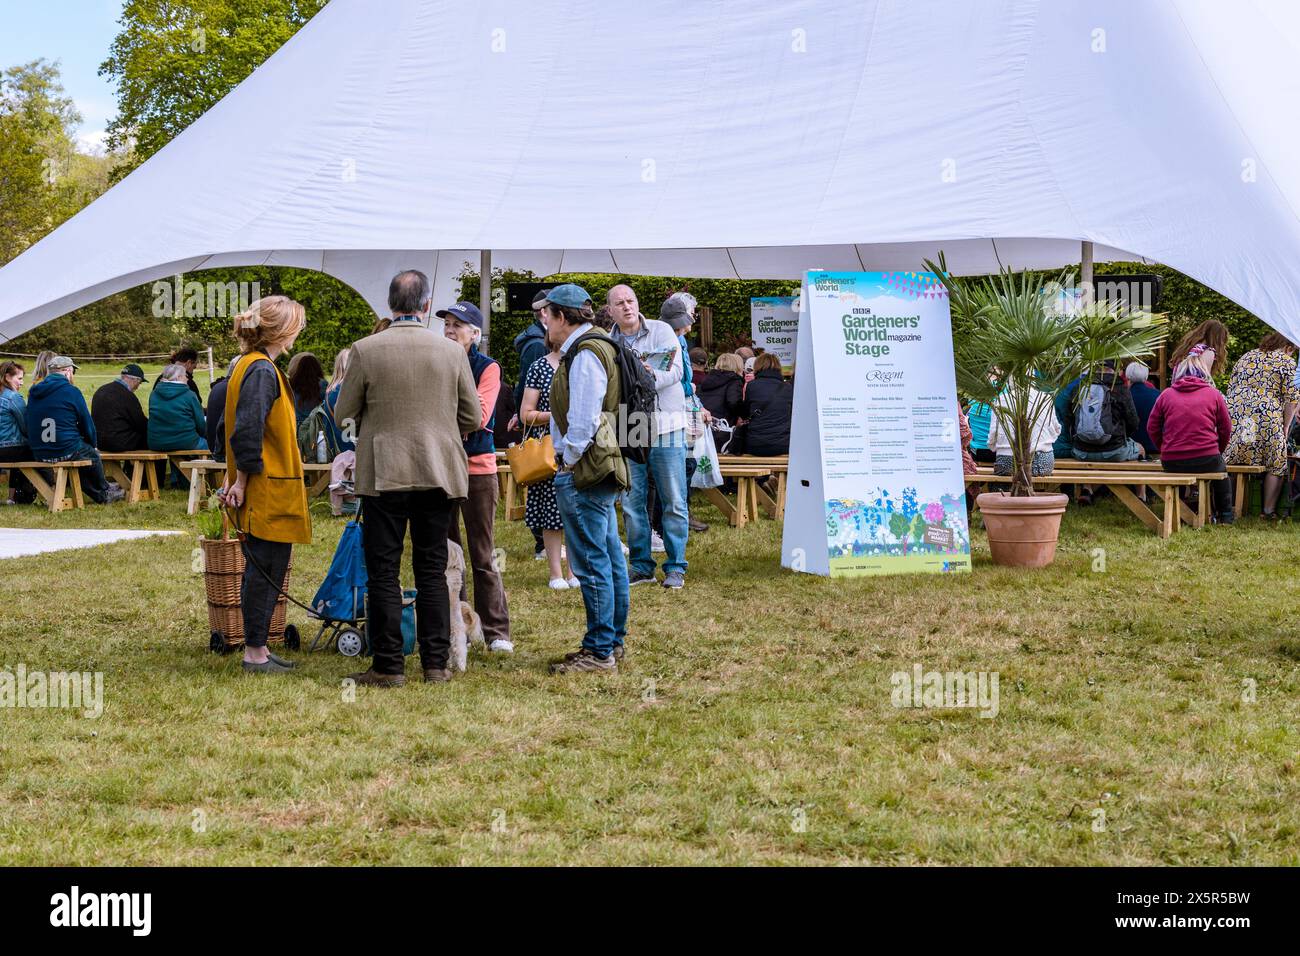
top-left (436, 301), bottom-right (484, 329)
top-left (540, 283), bottom-right (593, 309)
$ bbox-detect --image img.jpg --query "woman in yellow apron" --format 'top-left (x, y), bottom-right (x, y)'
top-left (218, 296), bottom-right (312, 673)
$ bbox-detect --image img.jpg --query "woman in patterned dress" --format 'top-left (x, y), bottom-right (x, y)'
top-left (519, 329), bottom-right (578, 589)
top-left (1223, 331), bottom-right (1299, 518)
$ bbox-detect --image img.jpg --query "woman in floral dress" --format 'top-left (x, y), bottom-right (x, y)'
top-left (519, 331), bottom-right (578, 589)
top-left (1223, 332), bottom-right (1300, 518)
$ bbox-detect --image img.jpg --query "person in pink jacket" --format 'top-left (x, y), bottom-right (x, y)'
top-left (1146, 344), bottom-right (1234, 523)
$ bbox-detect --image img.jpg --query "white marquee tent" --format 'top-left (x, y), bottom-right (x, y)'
top-left (2, 0), bottom-right (1299, 343)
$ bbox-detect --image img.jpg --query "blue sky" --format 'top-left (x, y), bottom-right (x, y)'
top-left (0, 0), bottom-right (124, 151)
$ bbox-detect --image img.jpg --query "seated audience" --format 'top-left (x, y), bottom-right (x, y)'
top-left (0, 361), bottom-right (37, 504)
top-left (1126, 361), bottom-right (1161, 457)
top-left (31, 350), bottom-right (56, 384)
top-left (1223, 332), bottom-right (1299, 518)
top-left (287, 352), bottom-right (328, 426)
top-left (698, 352), bottom-right (745, 425)
top-left (205, 375), bottom-right (228, 461)
top-left (25, 356), bottom-right (122, 503)
top-left (153, 347), bottom-right (203, 403)
top-left (1069, 360), bottom-right (1142, 462)
top-left (967, 400), bottom-right (995, 463)
top-left (149, 363), bottom-right (208, 452)
top-left (987, 387), bottom-right (1061, 476)
top-left (323, 347), bottom-right (355, 454)
top-left (91, 363), bottom-right (149, 453)
top-left (742, 352), bottom-right (793, 456)
top-left (1148, 344), bottom-right (1233, 524)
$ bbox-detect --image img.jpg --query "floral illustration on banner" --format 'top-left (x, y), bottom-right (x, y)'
top-left (826, 486), bottom-right (970, 562)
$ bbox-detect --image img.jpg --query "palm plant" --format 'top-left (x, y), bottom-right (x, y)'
top-left (926, 255), bottom-right (1165, 497)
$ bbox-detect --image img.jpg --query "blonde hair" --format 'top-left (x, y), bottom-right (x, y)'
top-left (328, 347), bottom-right (351, 390)
top-left (32, 350), bottom-right (55, 383)
top-left (715, 353), bottom-right (744, 375)
top-left (232, 296), bottom-right (306, 354)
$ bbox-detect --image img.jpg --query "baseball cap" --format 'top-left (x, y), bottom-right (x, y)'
top-left (660, 293), bottom-right (697, 331)
top-left (435, 301), bottom-right (484, 329)
top-left (537, 284), bottom-right (593, 310)
top-left (49, 356), bottom-right (79, 371)
top-left (120, 363), bottom-right (146, 380)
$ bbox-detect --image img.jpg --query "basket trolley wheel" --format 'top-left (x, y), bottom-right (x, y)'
top-left (283, 624), bottom-right (301, 651)
top-left (210, 631), bottom-right (233, 655)
top-left (336, 627), bottom-right (364, 658)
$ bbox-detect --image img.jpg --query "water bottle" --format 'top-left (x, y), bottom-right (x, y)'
top-left (315, 430), bottom-right (327, 463)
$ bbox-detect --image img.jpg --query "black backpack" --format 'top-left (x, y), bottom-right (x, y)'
top-left (562, 331), bottom-right (657, 465)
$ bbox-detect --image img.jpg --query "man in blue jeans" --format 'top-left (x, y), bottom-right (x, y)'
top-left (25, 356), bottom-right (122, 504)
top-left (608, 284), bottom-right (690, 589)
top-left (542, 284), bottom-right (631, 674)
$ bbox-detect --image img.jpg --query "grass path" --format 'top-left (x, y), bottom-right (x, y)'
top-left (1, 490), bottom-right (1297, 865)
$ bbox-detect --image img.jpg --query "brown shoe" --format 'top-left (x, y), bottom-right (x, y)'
top-left (423, 668), bottom-right (453, 683)
top-left (347, 669), bottom-right (406, 688)
top-left (564, 644), bottom-right (624, 662)
top-left (550, 648), bottom-right (617, 674)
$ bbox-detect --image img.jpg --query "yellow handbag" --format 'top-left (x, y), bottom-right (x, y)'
top-left (506, 434), bottom-right (558, 485)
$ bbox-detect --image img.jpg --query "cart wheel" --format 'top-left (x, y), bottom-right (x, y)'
top-left (283, 624), bottom-right (301, 651)
top-left (209, 631), bottom-right (230, 655)
top-left (336, 627), bottom-right (364, 658)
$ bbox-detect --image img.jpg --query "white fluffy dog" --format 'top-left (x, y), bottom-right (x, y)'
top-left (445, 540), bottom-right (483, 672)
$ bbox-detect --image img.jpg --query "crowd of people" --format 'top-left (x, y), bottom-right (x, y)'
top-left (183, 271), bottom-right (793, 680)
top-left (961, 319), bottom-right (1300, 524)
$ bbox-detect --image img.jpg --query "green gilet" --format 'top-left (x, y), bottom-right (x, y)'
top-left (549, 332), bottom-right (629, 490)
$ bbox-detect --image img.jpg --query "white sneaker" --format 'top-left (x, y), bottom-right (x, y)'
top-left (650, 532), bottom-right (666, 553)
top-left (566, 576), bottom-right (580, 588)
top-left (549, 578), bottom-right (570, 590)
top-left (534, 550), bottom-right (546, 561)
top-left (489, 639), bottom-right (514, 654)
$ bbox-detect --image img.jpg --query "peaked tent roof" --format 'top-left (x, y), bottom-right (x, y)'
top-left (2, 0), bottom-right (1299, 342)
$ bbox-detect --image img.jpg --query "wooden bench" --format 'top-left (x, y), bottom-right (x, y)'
top-left (968, 471), bottom-right (1205, 538)
top-left (99, 451), bottom-right (167, 504)
top-left (1025, 459), bottom-right (1266, 516)
top-left (2, 460), bottom-right (89, 512)
top-left (181, 459), bottom-right (334, 514)
top-left (719, 455), bottom-right (788, 520)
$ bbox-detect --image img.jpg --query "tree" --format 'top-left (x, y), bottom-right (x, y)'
top-left (888, 511), bottom-right (911, 556)
top-left (910, 513), bottom-right (927, 553)
top-left (101, 0), bottom-right (329, 174)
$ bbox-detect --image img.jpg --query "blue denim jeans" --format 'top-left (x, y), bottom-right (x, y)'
top-left (47, 442), bottom-right (110, 503)
top-left (1071, 438), bottom-right (1143, 463)
top-left (554, 471), bottom-right (629, 657)
top-left (624, 431), bottom-right (689, 577)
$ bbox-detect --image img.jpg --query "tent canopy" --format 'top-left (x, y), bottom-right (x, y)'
top-left (2, 0), bottom-right (1298, 341)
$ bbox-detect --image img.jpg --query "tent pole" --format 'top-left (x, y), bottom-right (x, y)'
top-left (1080, 240), bottom-right (1094, 305)
top-left (480, 249), bottom-right (492, 349)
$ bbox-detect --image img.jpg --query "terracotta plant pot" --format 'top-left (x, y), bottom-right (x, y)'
top-left (976, 492), bottom-right (1069, 568)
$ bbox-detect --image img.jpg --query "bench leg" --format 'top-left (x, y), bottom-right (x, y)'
top-left (146, 459), bottom-right (162, 501)
top-left (127, 461), bottom-right (145, 505)
top-left (20, 467), bottom-right (56, 511)
top-left (50, 467), bottom-right (67, 513)
top-left (703, 486), bottom-right (738, 526)
top-left (775, 471), bottom-right (787, 522)
top-left (1161, 485), bottom-right (1177, 538)
top-left (1198, 479), bottom-right (1210, 528)
top-left (187, 469), bottom-right (203, 515)
top-left (1234, 474), bottom-right (1247, 519)
top-left (735, 478), bottom-right (754, 528)
top-left (71, 467), bottom-right (85, 509)
top-left (308, 471), bottom-right (331, 498)
top-left (1110, 483), bottom-right (1163, 536)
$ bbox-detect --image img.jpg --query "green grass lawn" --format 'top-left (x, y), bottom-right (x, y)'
top-left (1, 488), bottom-right (1297, 865)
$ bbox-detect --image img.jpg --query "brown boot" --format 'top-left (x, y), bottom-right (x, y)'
top-left (423, 668), bottom-right (453, 683)
top-left (347, 669), bottom-right (406, 688)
